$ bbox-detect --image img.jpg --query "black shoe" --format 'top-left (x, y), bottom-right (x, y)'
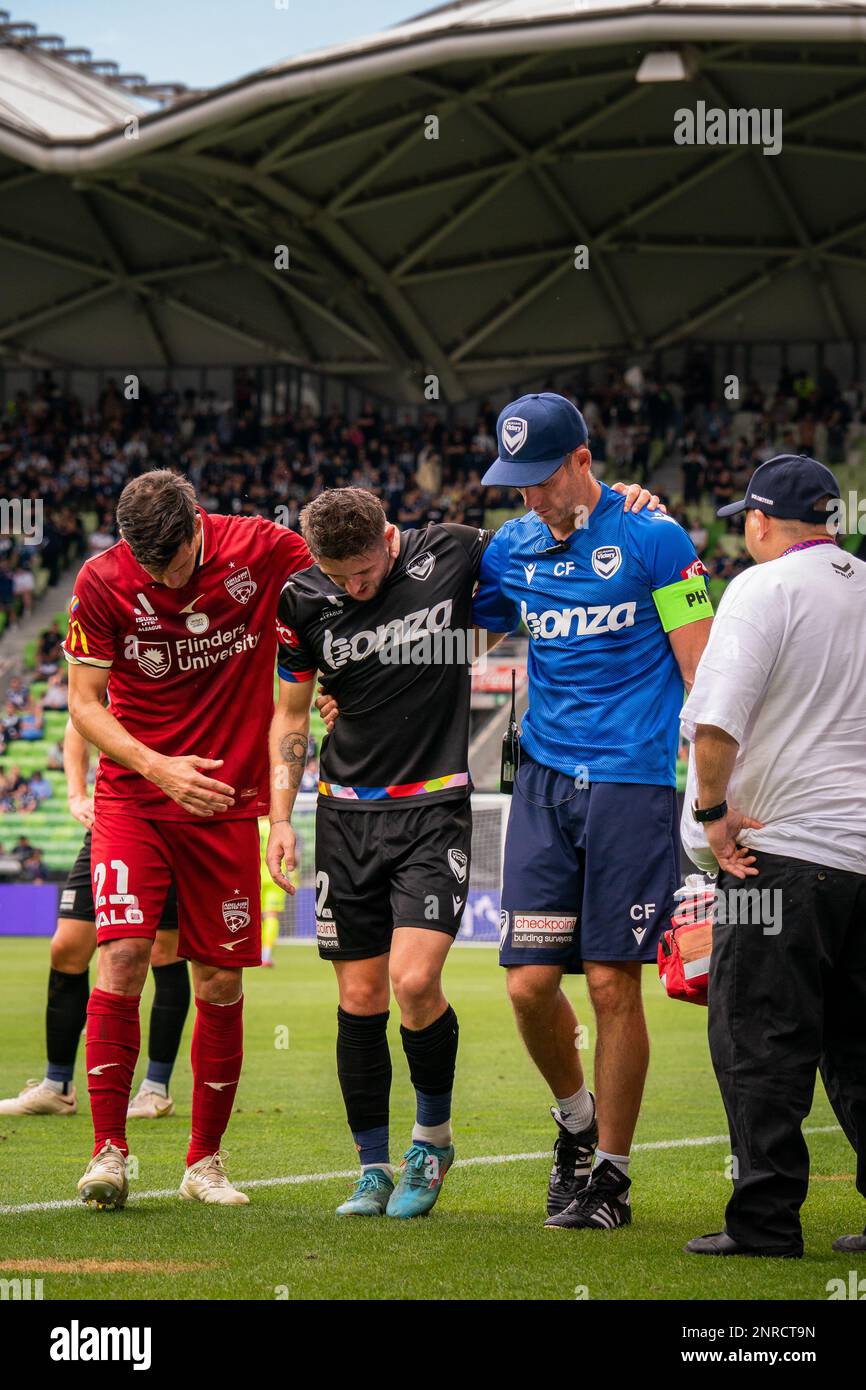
top-left (832, 1227), bottom-right (866, 1253)
top-left (545, 1157), bottom-right (630, 1230)
top-left (686, 1231), bottom-right (802, 1258)
top-left (546, 1098), bottom-right (598, 1217)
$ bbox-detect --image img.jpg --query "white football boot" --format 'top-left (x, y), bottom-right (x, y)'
top-left (77, 1140), bottom-right (129, 1209)
top-left (0, 1079), bottom-right (77, 1116)
top-left (127, 1085), bottom-right (175, 1119)
top-left (179, 1151), bottom-right (250, 1205)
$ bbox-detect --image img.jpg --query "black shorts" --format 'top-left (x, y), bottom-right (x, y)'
top-left (314, 797), bottom-right (472, 960)
top-left (58, 830), bottom-right (179, 929)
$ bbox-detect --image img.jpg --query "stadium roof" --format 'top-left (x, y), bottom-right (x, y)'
top-left (3, 2), bottom-right (866, 400)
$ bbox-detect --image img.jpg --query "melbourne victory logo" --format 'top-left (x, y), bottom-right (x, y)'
top-left (406, 551), bottom-right (436, 581)
top-left (448, 848), bottom-right (468, 884)
top-left (591, 545), bottom-right (622, 579)
top-left (501, 417), bottom-right (528, 455)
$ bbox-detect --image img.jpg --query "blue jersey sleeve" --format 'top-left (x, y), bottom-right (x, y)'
top-left (636, 512), bottom-right (703, 589)
top-left (471, 523), bottom-right (521, 633)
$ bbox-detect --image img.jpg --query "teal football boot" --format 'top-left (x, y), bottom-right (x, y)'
top-left (335, 1166), bottom-right (394, 1216)
top-left (386, 1141), bottom-right (455, 1219)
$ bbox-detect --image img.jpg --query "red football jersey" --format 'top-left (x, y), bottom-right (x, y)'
top-left (63, 512), bottom-right (311, 820)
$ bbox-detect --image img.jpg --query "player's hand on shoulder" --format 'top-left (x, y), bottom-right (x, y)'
top-left (148, 754), bottom-right (235, 817)
top-left (266, 822), bottom-right (297, 895)
top-left (315, 686), bottom-right (339, 733)
top-left (612, 481), bottom-right (667, 514)
top-left (67, 793), bottom-right (95, 830)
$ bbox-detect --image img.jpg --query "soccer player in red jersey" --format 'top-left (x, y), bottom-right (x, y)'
top-left (64, 469), bottom-right (310, 1208)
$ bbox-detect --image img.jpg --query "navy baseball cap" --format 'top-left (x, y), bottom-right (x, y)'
top-left (717, 453), bottom-right (840, 523)
top-left (482, 392), bottom-right (589, 487)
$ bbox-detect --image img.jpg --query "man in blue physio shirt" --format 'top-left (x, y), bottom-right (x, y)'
top-left (474, 392), bottom-right (713, 1232)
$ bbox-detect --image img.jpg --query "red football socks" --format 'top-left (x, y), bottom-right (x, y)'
top-left (86, 987), bottom-right (141, 1158)
top-left (187, 994), bottom-right (244, 1167)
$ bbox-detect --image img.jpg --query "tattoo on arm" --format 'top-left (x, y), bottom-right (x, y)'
top-left (279, 733), bottom-right (308, 789)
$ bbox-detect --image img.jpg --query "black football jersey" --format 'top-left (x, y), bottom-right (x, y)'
top-left (277, 523), bottom-right (491, 809)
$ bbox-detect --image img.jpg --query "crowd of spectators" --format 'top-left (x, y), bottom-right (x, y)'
top-left (0, 649), bottom-right (67, 753)
top-left (0, 764), bottom-right (54, 814)
top-left (1, 356), bottom-right (864, 857)
top-left (4, 357), bottom-right (863, 576)
top-left (0, 832), bottom-right (44, 882)
top-left (1, 358), bottom-right (863, 636)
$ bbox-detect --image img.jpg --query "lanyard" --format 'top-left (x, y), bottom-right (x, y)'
top-left (780, 537), bottom-right (838, 558)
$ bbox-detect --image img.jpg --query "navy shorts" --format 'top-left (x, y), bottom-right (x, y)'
top-left (499, 755), bottom-right (679, 972)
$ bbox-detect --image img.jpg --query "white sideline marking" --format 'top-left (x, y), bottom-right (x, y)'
top-left (0, 1125), bottom-right (842, 1216)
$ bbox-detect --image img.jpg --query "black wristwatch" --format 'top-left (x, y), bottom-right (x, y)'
top-left (693, 799), bottom-right (728, 824)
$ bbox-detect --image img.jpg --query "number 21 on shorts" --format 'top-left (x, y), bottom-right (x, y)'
top-left (94, 859), bottom-right (144, 928)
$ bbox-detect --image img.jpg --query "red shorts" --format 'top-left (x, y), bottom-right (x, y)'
top-left (90, 811), bottom-right (262, 968)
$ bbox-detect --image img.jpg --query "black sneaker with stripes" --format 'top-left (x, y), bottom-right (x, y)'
top-left (546, 1099), bottom-right (598, 1217)
top-left (544, 1158), bottom-right (631, 1230)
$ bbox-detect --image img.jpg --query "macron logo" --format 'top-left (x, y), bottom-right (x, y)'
top-left (523, 562), bottom-right (537, 586)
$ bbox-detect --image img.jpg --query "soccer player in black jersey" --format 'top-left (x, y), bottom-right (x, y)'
top-left (267, 483), bottom-right (659, 1218)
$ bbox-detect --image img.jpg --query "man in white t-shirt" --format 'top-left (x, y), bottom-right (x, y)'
top-left (680, 453), bottom-right (866, 1259)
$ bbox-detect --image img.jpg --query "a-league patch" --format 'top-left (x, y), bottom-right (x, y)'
top-left (512, 912), bottom-right (577, 948)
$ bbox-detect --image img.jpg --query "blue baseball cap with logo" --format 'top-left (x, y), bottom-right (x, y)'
top-left (717, 453), bottom-right (840, 523)
top-left (482, 392), bottom-right (589, 487)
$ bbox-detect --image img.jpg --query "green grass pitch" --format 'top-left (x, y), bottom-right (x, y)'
top-left (0, 939), bottom-right (863, 1301)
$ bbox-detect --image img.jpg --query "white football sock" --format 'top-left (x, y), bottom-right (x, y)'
top-left (42, 1077), bottom-right (65, 1094)
top-left (412, 1120), bottom-right (452, 1148)
top-left (594, 1149), bottom-right (630, 1199)
top-left (362, 1162), bottom-right (394, 1179)
top-left (554, 1085), bottom-right (595, 1133)
top-left (140, 1080), bottom-right (168, 1098)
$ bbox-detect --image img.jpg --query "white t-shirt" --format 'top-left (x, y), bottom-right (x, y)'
top-left (680, 543), bottom-right (866, 876)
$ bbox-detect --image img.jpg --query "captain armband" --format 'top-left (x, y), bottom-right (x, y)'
top-left (652, 576), bottom-right (713, 633)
